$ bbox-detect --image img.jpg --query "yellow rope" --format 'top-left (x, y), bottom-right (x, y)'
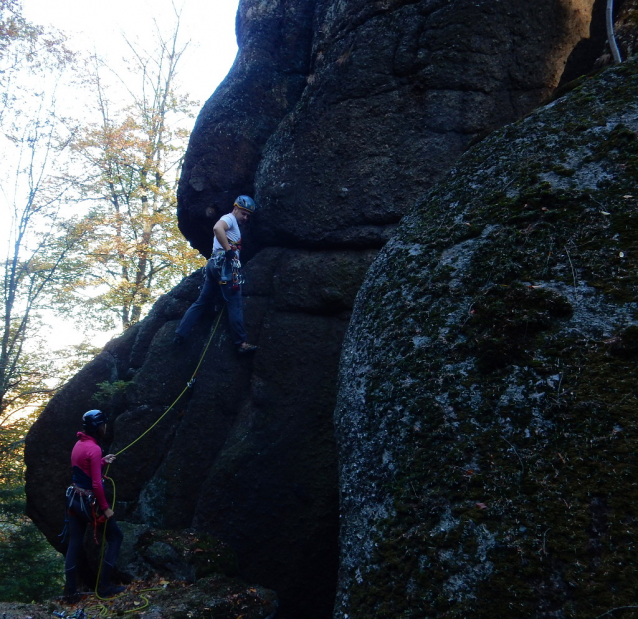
top-left (123, 588), bottom-right (163, 614)
top-left (92, 308), bottom-right (225, 607)
top-left (113, 306), bottom-right (225, 457)
top-left (84, 602), bottom-right (108, 616)
top-left (94, 477), bottom-right (118, 602)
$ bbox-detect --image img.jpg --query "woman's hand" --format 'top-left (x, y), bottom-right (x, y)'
top-left (103, 508), bottom-right (114, 519)
top-left (103, 454), bottom-right (116, 464)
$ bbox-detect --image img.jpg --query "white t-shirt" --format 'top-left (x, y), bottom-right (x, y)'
top-left (212, 213), bottom-right (241, 255)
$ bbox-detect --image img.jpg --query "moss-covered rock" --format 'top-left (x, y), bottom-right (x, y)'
top-left (335, 58), bottom-right (638, 618)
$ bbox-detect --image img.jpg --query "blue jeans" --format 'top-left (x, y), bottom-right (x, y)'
top-left (176, 259), bottom-right (247, 346)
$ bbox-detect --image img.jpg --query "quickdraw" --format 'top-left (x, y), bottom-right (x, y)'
top-left (211, 251), bottom-right (244, 290)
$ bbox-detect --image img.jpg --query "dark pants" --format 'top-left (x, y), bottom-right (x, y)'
top-left (176, 259), bottom-right (247, 345)
top-left (64, 496), bottom-right (123, 592)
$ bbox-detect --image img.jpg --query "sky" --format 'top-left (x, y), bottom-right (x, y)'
top-left (22, 0), bottom-right (240, 108)
top-left (15, 0), bottom-right (241, 349)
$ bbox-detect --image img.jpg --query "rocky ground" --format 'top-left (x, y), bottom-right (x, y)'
top-left (0, 575), bottom-right (278, 619)
top-left (0, 528), bottom-right (277, 619)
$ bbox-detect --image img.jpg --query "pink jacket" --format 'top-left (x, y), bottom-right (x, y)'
top-left (71, 432), bottom-right (109, 511)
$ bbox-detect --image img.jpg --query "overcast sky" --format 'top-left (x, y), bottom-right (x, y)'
top-left (22, 0), bottom-right (240, 108)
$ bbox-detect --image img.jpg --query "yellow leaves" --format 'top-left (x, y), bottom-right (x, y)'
top-left (43, 20), bottom-right (202, 332)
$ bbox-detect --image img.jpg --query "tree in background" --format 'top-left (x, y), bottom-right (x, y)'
top-left (62, 18), bottom-right (202, 331)
top-left (0, 6), bottom-right (205, 600)
top-left (0, 0), bottom-right (73, 125)
top-left (0, 0), bottom-right (81, 417)
top-left (0, 108), bottom-right (82, 418)
top-left (0, 0), bottom-right (74, 601)
top-left (0, 409), bottom-right (63, 602)
top-left (0, 10), bottom-right (204, 600)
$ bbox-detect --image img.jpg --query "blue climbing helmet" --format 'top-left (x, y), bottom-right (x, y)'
top-left (82, 409), bottom-right (107, 433)
top-left (234, 195), bottom-right (256, 213)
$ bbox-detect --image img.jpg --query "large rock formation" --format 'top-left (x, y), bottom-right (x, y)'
top-left (335, 58), bottom-right (638, 618)
top-left (176, 0), bottom-right (317, 256)
top-left (26, 1), bottom-right (612, 617)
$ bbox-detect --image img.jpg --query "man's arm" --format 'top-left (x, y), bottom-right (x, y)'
top-left (213, 219), bottom-right (231, 251)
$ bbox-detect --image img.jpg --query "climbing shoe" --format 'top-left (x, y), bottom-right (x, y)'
top-left (238, 343), bottom-right (258, 354)
top-left (98, 561), bottom-right (126, 598)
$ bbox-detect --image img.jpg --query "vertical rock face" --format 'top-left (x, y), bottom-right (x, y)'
top-left (256, 0), bottom-right (597, 247)
top-left (26, 1), bottom-right (608, 618)
top-left (177, 0), bottom-right (318, 256)
top-left (335, 59), bottom-right (638, 618)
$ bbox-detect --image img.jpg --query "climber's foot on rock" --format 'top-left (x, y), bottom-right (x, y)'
top-left (238, 342), bottom-right (258, 354)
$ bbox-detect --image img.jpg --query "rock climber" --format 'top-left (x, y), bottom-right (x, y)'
top-left (174, 195), bottom-right (258, 353)
top-left (63, 410), bottom-right (125, 601)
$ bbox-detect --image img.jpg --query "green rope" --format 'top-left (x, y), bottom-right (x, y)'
top-left (123, 588), bottom-right (163, 614)
top-left (113, 306), bottom-right (225, 457)
top-left (94, 477), bottom-right (118, 603)
top-left (84, 602), bottom-right (108, 617)
top-left (92, 308), bottom-right (225, 607)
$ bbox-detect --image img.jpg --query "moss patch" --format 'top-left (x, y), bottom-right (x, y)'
top-left (337, 58), bottom-right (638, 618)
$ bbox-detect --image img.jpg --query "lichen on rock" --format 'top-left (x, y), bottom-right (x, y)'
top-left (24, 2), bottom-right (622, 617)
top-left (335, 58), bottom-right (638, 618)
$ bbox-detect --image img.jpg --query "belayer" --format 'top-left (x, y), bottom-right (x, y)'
top-left (63, 410), bottom-right (125, 601)
top-left (174, 195), bottom-right (258, 353)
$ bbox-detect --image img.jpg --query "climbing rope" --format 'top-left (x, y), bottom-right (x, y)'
top-left (91, 307), bottom-right (226, 611)
top-left (607, 0), bottom-right (622, 64)
top-left (113, 306), bottom-right (225, 458)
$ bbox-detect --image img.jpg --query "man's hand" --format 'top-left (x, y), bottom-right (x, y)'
top-left (103, 454), bottom-right (116, 464)
top-left (103, 508), bottom-right (115, 519)
top-left (225, 249), bottom-right (236, 260)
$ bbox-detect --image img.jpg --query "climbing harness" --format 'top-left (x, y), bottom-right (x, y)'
top-left (59, 484), bottom-right (108, 546)
top-left (211, 247), bottom-right (244, 290)
top-left (221, 256), bottom-right (244, 290)
top-left (64, 308), bottom-right (226, 614)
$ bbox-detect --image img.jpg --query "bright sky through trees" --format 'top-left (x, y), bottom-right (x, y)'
top-left (10, 0), bottom-right (240, 349)
top-left (0, 5), bottom-right (243, 577)
top-left (22, 0), bottom-right (240, 107)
